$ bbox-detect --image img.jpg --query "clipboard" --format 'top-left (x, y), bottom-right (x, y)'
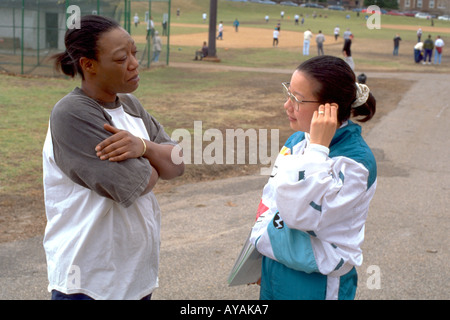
top-left (227, 231), bottom-right (263, 286)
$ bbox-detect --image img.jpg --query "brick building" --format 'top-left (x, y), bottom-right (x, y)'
top-left (327, 0), bottom-right (449, 14)
top-left (397, 0), bottom-right (450, 15)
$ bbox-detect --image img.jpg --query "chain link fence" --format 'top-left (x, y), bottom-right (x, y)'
top-left (0, 0), bottom-right (171, 76)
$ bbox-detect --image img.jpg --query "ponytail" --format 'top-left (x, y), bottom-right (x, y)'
top-left (52, 50), bottom-right (78, 78)
top-left (351, 92), bottom-right (376, 122)
top-left (350, 82), bottom-right (376, 123)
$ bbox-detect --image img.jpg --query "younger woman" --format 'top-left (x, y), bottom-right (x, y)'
top-left (250, 55), bottom-right (377, 300)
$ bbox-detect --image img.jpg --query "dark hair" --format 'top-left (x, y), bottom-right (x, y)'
top-left (297, 55), bottom-right (376, 123)
top-left (52, 15), bottom-right (120, 79)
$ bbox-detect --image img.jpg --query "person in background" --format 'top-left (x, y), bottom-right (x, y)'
top-left (217, 21), bottom-right (224, 40)
top-left (423, 35), bottom-right (434, 65)
top-left (273, 28), bottom-right (280, 47)
top-left (303, 29), bottom-right (313, 56)
top-left (251, 55), bottom-right (377, 300)
top-left (152, 30), bottom-right (162, 62)
top-left (414, 41), bottom-right (424, 63)
top-left (342, 35), bottom-right (354, 71)
top-left (434, 35), bottom-right (444, 65)
top-left (194, 41), bottom-right (208, 60)
top-left (162, 20), bottom-right (168, 36)
top-left (233, 18), bottom-right (240, 32)
top-left (393, 34), bottom-right (402, 56)
top-left (146, 16), bottom-right (154, 39)
top-left (334, 25), bottom-right (340, 41)
top-left (343, 28), bottom-right (352, 41)
top-left (316, 30), bottom-right (325, 56)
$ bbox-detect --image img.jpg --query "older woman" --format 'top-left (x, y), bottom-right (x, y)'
top-left (43, 15), bottom-right (184, 300)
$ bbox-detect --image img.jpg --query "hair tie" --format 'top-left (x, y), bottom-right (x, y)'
top-left (351, 83), bottom-right (370, 108)
top-left (65, 50), bottom-right (77, 64)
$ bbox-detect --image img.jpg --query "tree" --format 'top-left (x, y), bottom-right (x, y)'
top-left (364, 0), bottom-right (399, 9)
top-left (208, 0), bottom-right (217, 58)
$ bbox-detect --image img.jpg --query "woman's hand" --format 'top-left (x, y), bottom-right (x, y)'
top-left (95, 124), bottom-right (145, 162)
top-left (248, 278), bottom-right (261, 286)
top-left (309, 103), bottom-right (339, 148)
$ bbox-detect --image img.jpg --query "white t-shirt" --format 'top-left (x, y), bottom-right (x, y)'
top-left (304, 30), bottom-right (313, 41)
top-left (435, 38), bottom-right (444, 48)
top-left (43, 89), bottom-right (175, 299)
top-left (273, 30), bottom-right (279, 39)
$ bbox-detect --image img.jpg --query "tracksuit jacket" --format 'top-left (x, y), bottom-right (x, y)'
top-left (250, 121), bottom-right (377, 299)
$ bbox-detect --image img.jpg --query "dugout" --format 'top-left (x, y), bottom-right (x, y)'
top-left (0, 0), bottom-right (171, 76)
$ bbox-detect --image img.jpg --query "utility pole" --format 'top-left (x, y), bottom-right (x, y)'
top-left (205, 0), bottom-right (220, 62)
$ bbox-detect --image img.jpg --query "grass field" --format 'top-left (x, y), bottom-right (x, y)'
top-left (0, 0), bottom-right (448, 242)
top-left (133, 0), bottom-right (450, 71)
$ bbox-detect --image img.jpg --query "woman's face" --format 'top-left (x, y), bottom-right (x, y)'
top-left (90, 27), bottom-right (140, 99)
top-left (284, 70), bottom-right (321, 133)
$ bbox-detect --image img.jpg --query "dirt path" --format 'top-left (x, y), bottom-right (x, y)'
top-left (381, 23), bottom-right (450, 34)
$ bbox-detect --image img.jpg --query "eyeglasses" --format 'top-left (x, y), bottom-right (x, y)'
top-left (282, 82), bottom-right (320, 111)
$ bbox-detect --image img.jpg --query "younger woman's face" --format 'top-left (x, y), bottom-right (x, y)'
top-left (91, 27), bottom-right (140, 99)
top-left (284, 70), bottom-right (321, 133)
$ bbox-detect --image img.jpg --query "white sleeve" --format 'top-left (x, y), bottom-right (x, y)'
top-left (272, 143), bottom-right (370, 247)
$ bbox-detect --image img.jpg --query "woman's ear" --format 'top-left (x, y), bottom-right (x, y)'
top-left (79, 57), bottom-right (97, 75)
top-left (329, 103), bottom-right (340, 128)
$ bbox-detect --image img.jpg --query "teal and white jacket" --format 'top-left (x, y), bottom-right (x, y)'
top-left (250, 121), bottom-right (377, 277)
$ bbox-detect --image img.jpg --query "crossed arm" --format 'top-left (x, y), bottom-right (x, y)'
top-left (95, 123), bottom-right (185, 194)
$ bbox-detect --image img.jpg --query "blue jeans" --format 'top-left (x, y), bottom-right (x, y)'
top-left (153, 51), bottom-right (160, 62)
top-left (51, 290), bottom-right (152, 300)
top-left (303, 40), bottom-right (310, 55)
top-left (434, 50), bottom-right (442, 64)
top-left (393, 46), bottom-right (399, 56)
top-left (424, 49), bottom-right (432, 62)
top-left (414, 49), bottom-right (423, 63)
